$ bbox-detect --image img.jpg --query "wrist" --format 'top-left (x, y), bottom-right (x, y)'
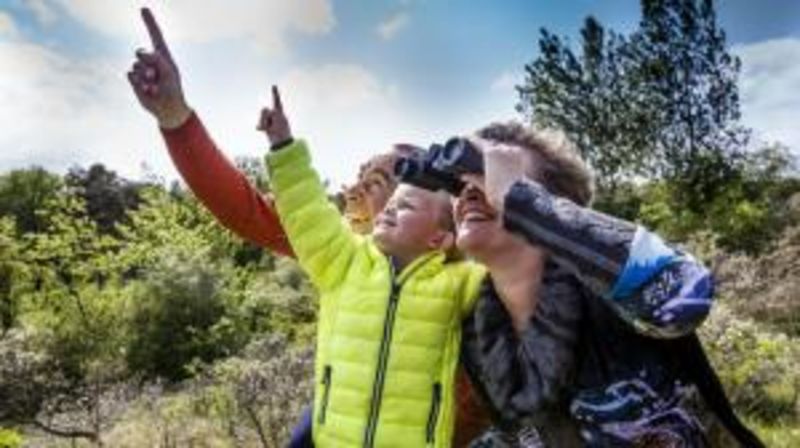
top-left (157, 102), bottom-right (193, 130)
top-left (270, 136), bottom-right (295, 152)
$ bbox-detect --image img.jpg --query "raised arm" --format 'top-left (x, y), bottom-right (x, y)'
top-left (161, 114), bottom-right (293, 255)
top-left (127, 8), bottom-right (292, 256)
top-left (482, 145), bottom-right (713, 339)
top-left (261, 87), bottom-right (364, 292)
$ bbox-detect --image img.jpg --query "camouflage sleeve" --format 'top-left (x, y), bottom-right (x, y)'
top-left (502, 180), bottom-right (714, 338)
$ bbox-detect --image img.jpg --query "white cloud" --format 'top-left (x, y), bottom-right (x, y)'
top-left (282, 64), bottom-right (391, 111)
top-left (0, 0), bottom-right (340, 183)
top-left (0, 12), bottom-right (19, 37)
top-left (0, 29), bottom-right (417, 187)
top-left (270, 63), bottom-right (518, 185)
top-left (53, 0), bottom-right (336, 54)
top-left (0, 0), bottom-right (516, 188)
top-left (0, 38), bottom-right (161, 179)
top-left (376, 12), bottom-right (409, 41)
top-left (734, 38), bottom-right (800, 152)
top-left (273, 64), bottom-right (413, 184)
top-left (26, 0), bottom-right (58, 26)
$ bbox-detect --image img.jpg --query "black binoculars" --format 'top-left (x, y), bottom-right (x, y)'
top-left (394, 137), bottom-right (484, 195)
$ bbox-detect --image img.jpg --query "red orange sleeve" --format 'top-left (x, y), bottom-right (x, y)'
top-left (161, 112), bottom-right (294, 257)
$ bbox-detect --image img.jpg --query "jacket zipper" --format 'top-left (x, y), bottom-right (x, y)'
top-left (318, 365), bottom-right (332, 424)
top-left (426, 382), bottom-right (442, 443)
top-left (363, 263), bottom-right (401, 447)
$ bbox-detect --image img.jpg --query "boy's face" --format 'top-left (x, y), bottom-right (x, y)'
top-left (372, 185), bottom-right (453, 260)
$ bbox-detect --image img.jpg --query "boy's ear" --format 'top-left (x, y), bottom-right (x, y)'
top-left (428, 230), bottom-right (454, 252)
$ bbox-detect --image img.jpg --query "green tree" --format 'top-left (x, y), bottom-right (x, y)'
top-left (634, 0), bottom-right (748, 211)
top-left (518, 17), bottom-right (658, 191)
top-left (22, 192), bottom-right (125, 379)
top-left (65, 164), bottom-right (143, 236)
top-left (0, 167), bottom-right (61, 234)
top-left (518, 0), bottom-right (747, 210)
top-left (0, 218), bottom-right (27, 333)
top-left (3, 191), bottom-right (129, 442)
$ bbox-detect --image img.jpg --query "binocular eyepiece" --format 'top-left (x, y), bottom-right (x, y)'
top-left (393, 138), bottom-right (483, 195)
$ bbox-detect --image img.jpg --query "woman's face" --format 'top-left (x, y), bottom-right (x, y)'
top-left (360, 169), bottom-right (394, 218)
top-left (342, 154), bottom-right (398, 234)
top-left (453, 139), bottom-right (539, 261)
top-left (453, 181), bottom-right (516, 261)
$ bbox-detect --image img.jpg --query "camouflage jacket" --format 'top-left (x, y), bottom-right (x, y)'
top-left (461, 180), bottom-right (714, 448)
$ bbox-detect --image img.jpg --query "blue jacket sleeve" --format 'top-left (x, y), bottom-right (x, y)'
top-left (502, 180), bottom-right (714, 338)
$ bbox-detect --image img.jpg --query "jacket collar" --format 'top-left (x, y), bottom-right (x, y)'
top-left (393, 251), bottom-right (448, 284)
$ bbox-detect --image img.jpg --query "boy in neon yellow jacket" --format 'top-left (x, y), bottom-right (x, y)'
top-left (258, 87), bottom-right (485, 447)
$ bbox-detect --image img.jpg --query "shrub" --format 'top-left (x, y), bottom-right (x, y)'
top-left (699, 303), bottom-right (800, 423)
top-left (0, 428), bottom-right (23, 448)
top-left (125, 252), bottom-right (229, 381)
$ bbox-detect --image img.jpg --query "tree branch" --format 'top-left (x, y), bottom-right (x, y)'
top-left (30, 418), bottom-right (98, 442)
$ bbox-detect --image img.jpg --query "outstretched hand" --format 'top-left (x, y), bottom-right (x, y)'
top-left (257, 86), bottom-right (293, 148)
top-left (127, 7), bottom-right (191, 129)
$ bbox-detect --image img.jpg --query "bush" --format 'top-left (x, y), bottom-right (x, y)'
top-left (699, 303), bottom-right (800, 423)
top-left (0, 428), bottom-right (23, 448)
top-left (0, 328), bottom-right (68, 423)
top-left (76, 336), bottom-right (314, 448)
top-left (125, 252), bottom-right (230, 381)
top-left (210, 334), bottom-right (314, 446)
top-left (713, 223), bottom-right (800, 336)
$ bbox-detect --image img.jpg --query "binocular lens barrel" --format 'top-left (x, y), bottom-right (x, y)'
top-left (438, 138), bottom-right (484, 175)
top-left (393, 157), bottom-right (420, 180)
top-left (393, 137), bottom-right (483, 196)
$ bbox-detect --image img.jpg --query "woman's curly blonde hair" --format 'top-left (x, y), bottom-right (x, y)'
top-left (476, 121), bottom-right (595, 206)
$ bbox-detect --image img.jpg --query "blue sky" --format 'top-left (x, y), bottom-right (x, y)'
top-left (1, 0), bottom-right (798, 185)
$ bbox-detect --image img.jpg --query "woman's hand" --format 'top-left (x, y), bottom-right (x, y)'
top-left (465, 137), bottom-right (530, 212)
top-left (127, 8), bottom-right (191, 130)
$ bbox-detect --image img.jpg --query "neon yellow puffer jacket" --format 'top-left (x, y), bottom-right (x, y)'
top-left (266, 141), bottom-right (485, 447)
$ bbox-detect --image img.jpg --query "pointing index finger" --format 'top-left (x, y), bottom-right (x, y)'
top-left (141, 7), bottom-right (172, 59)
top-left (272, 85), bottom-right (283, 112)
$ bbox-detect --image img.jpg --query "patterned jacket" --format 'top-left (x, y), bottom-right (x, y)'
top-left (461, 180), bottom-right (714, 447)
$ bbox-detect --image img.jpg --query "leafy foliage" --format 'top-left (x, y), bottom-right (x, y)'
top-left (518, 0), bottom-right (748, 211)
top-left (64, 164), bottom-right (143, 236)
top-left (0, 165), bottom-right (317, 445)
top-left (0, 167), bottom-right (61, 234)
top-left (1, 2), bottom-right (798, 443)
